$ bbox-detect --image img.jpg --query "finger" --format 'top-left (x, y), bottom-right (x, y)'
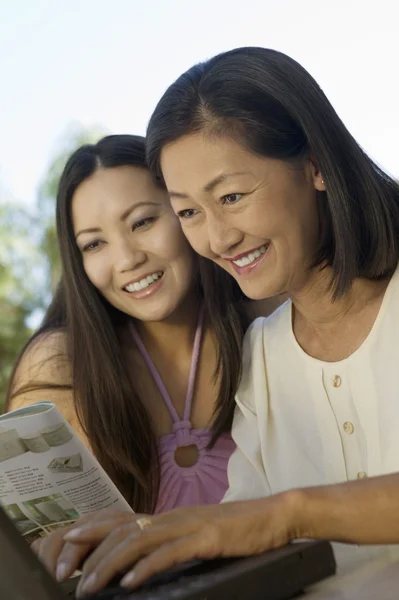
top-left (76, 524), bottom-right (193, 597)
top-left (63, 510), bottom-right (183, 545)
top-left (63, 514), bottom-right (139, 545)
top-left (32, 511), bottom-right (135, 579)
top-left (62, 525), bottom-right (132, 582)
top-left (75, 529), bottom-right (138, 597)
top-left (55, 541), bottom-right (92, 582)
top-left (81, 517), bottom-right (200, 580)
top-left (57, 514), bottom-right (140, 581)
top-left (31, 538), bottom-right (43, 555)
top-left (120, 532), bottom-right (214, 589)
top-left (36, 527), bottom-right (75, 576)
top-left (77, 525), bottom-right (140, 594)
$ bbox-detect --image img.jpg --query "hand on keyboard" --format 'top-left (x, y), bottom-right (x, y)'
top-left (32, 508), bottom-right (139, 582)
top-left (61, 495), bottom-right (298, 598)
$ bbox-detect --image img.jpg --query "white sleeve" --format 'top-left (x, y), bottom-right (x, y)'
top-left (222, 318), bottom-right (272, 503)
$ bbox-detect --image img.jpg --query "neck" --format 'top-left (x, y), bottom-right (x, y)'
top-left (134, 291), bottom-right (201, 356)
top-left (290, 267), bottom-right (389, 329)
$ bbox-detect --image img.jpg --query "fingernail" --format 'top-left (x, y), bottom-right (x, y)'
top-left (64, 528), bottom-right (82, 540)
top-left (77, 573), bottom-right (97, 597)
top-left (56, 563), bottom-right (69, 582)
top-left (120, 571), bottom-right (136, 587)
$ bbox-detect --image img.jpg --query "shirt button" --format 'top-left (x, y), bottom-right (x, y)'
top-left (333, 375), bottom-right (342, 388)
top-left (357, 471), bottom-right (368, 479)
top-left (343, 421), bottom-right (354, 435)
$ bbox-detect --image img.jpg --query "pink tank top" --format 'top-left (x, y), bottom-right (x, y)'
top-left (130, 306), bottom-right (235, 514)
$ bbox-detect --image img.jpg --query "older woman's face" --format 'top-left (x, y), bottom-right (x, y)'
top-left (160, 133), bottom-right (325, 300)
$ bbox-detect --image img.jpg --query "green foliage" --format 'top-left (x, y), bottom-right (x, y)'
top-left (0, 125), bottom-right (105, 410)
top-left (37, 124), bottom-right (106, 292)
top-left (0, 201), bottom-right (40, 405)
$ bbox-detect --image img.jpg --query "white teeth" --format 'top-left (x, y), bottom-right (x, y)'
top-left (233, 245), bottom-right (268, 268)
top-left (124, 272), bottom-right (163, 293)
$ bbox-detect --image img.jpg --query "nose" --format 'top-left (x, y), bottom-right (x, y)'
top-left (207, 214), bottom-right (243, 257)
top-left (113, 237), bottom-right (146, 273)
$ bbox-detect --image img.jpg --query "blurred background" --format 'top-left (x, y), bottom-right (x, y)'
top-left (1, 0), bottom-right (398, 406)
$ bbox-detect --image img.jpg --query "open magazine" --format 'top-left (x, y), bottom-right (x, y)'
top-left (0, 401), bottom-right (132, 544)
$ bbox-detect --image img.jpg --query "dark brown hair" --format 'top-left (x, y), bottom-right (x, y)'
top-left (146, 47), bottom-right (399, 297)
top-left (6, 135), bottom-right (248, 512)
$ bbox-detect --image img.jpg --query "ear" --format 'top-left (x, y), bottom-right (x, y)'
top-left (309, 157), bottom-right (326, 192)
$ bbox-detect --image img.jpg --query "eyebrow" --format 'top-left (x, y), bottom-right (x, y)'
top-left (75, 201), bottom-right (160, 239)
top-left (168, 171), bottom-right (248, 199)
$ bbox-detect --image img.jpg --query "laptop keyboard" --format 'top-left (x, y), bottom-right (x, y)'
top-left (59, 541), bottom-right (336, 600)
top-left (64, 560), bottom-right (210, 599)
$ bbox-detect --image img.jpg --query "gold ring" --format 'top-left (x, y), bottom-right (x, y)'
top-left (136, 517), bottom-right (152, 531)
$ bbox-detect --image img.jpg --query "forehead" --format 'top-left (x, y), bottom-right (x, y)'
top-left (72, 165), bottom-right (165, 222)
top-left (74, 165), bottom-right (155, 203)
top-left (160, 133), bottom-right (270, 193)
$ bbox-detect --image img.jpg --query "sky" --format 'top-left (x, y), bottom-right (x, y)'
top-left (1, 0), bottom-right (398, 207)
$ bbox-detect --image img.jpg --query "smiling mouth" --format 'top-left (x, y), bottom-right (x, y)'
top-left (230, 244), bottom-right (269, 268)
top-left (123, 272), bottom-right (163, 293)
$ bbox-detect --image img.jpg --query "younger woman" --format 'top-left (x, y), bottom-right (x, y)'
top-left (6, 134), bottom-right (252, 515)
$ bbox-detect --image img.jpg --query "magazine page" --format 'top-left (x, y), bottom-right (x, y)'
top-left (0, 401), bottom-right (132, 543)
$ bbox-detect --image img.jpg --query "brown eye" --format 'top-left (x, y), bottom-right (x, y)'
top-left (83, 240), bottom-right (102, 252)
top-left (222, 193), bottom-right (243, 204)
top-left (132, 217), bottom-right (155, 231)
top-left (177, 209), bottom-right (198, 219)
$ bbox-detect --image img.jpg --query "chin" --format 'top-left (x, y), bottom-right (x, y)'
top-left (241, 282), bottom-right (284, 301)
top-left (135, 305), bottom-right (175, 323)
top-left (145, 309), bottom-right (174, 322)
top-left (113, 298), bottom-right (171, 323)
top-left (145, 296), bottom-right (187, 322)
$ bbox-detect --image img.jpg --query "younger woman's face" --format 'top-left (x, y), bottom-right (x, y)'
top-left (72, 165), bottom-right (197, 322)
top-left (161, 133), bottom-right (325, 300)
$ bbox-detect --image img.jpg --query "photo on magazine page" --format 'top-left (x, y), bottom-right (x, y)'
top-left (0, 402), bottom-right (132, 542)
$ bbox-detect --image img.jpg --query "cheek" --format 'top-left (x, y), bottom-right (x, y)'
top-left (155, 219), bottom-right (193, 259)
top-left (180, 224), bottom-right (209, 258)
top-left (83, 255), bottom-right (111, 290)
top-left (176, 251), bottom-right (197, 284)
top-left (164, 228), bottom-right (197, 277)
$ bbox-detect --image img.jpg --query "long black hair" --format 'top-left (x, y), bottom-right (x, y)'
top-left (6, 135), bottom-right (248, 512)
top-left (146, 47), bottom-right (399, 297)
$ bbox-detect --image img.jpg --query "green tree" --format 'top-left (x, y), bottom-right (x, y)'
top-left (0, 124), bottom-right (105, 410)
top-left (0, 201), bottom-right (41, 405)
top-left (37, 124), bottom-right (105, 292)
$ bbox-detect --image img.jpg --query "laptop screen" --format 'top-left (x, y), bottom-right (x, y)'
top-left (0, 504), bottom-right (65, 600)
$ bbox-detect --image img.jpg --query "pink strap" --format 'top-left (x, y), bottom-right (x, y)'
top-left (130, 305), bottom-right (205, 423)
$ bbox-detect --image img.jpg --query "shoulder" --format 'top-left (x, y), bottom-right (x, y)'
top-left (14, 329), bottom-right (71, 387)
top-left (243, 300), bottom-right (291, 355)
top-left (8, 328), bottom-right (72, 411)
top-left (7, 329), bottom-right (90, 445)
top-left (238, 301), bottom-right (291, 412)
top-left (387, 263), bottom-right (399, 302)
top-left (245, 294), bottom-right (289, 320)
top-left (25, 329), bottom-right (69, 360)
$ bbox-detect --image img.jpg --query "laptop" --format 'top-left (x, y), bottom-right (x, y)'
top-left (0, 504), bottom-right (336, 599)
